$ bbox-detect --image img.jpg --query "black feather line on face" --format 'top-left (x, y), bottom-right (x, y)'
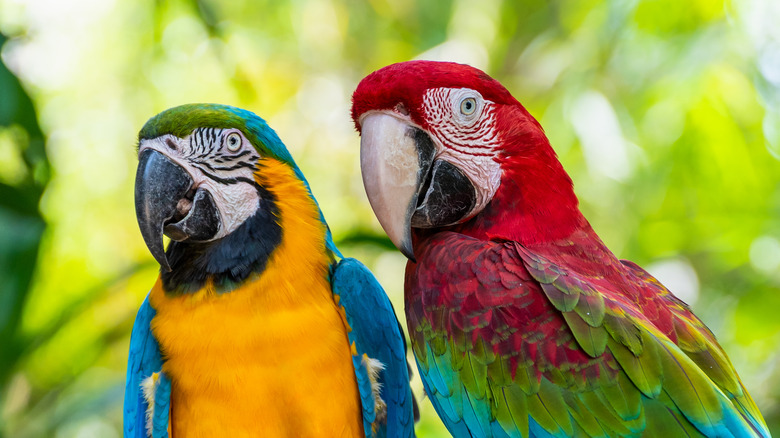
top-left (195, 160), bottom-right (218, 172)
top-left (192, 127), bottom-right (214, 157)
top-left (189, 164), bottom-right (259, 186)
top-left (224, 150), bottom-right (251, 160)
top-left (212, 161), bottom-right (258, 172)
top-left (160, 182), bottom-right (281, 294)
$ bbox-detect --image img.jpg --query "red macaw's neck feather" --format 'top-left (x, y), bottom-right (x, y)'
top-left (425, 104), bottom-right (589, 246)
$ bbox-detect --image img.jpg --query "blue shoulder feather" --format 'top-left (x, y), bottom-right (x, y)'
top-left (123, 295), bottom-right (170, 438)
top-left (331, 258), bottom-right (416, 438)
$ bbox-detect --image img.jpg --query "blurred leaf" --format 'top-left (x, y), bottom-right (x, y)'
top-left (0, 30), bottom-right (49, 438)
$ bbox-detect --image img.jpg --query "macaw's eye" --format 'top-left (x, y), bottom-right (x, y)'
top-left (460, 97), bottom-right (477, 115)
top-left (225, 132), bottom-right (242, 152)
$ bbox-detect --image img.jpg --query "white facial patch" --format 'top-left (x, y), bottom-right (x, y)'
top-left (422, 87), bottom-right (503, 218)
top-left (138, 128), bottom-right (263, 240)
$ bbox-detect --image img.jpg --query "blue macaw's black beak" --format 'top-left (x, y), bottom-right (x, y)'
top-left (135, 149), bottom-right (219, 272)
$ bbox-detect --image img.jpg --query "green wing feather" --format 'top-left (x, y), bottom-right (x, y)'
top-left (407, 231), bottom-right (770, 437)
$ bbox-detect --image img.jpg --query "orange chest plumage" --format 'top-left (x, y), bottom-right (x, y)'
top-left (149, 267), bottom-right (363, 437)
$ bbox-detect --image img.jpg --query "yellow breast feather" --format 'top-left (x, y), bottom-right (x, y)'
top-left (149, 158), bottom-right (363, 437)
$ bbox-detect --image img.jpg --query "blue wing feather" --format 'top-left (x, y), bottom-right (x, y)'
top-left (123, 294), bottom-right (169, 438)
top-left (152, 373), bottom-right (171, 438)
top-left (331, 258), bottom-right (416, 438)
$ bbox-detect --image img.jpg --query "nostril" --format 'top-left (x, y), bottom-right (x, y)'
top-left (165, 138), bottom-right (177, 151)
top-left (395, 103), bottom-right (409, 116)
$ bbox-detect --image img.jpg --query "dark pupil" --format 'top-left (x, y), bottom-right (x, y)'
top-left (465, 101), bottom-right (473, 110)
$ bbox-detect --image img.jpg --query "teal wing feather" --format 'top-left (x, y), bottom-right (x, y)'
top-left (123, 295), bottom-right (170, 438)
top-left (406, 231), bottom-right (769, 438)
top-left (331, 258), bottom-right (417, 438)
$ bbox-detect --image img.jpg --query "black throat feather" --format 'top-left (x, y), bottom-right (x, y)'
top-left (160, 184), bottom-right (282, 295)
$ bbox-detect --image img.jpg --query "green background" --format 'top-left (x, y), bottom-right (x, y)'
top-left (0, 0), bottom-right (779, 436)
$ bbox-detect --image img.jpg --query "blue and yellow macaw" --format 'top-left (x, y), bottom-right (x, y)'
top-left (123, 104), bottom-right (417, 437)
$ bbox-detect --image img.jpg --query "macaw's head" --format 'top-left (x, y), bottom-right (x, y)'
top-left (135, 104), bottom-right (328, 293)
top-left (351, 61), bottom-right (583, 259)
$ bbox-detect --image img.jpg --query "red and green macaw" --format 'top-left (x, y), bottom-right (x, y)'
top-left (351, 61), bottom-right (770, 438)
top-left (123, 104), bottom-right (416, 437)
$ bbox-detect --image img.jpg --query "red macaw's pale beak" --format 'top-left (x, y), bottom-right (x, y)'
top-left (359, 113), bottom-right (476, 261)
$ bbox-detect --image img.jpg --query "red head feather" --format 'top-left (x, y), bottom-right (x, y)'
top-left (352, 61), bottom-right (520, 130)
top-left (351, 60), bottom-right (589, 245)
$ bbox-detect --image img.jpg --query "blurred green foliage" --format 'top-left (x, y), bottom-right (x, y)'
top-left (0, 0), bottom-right (778, 436)
top-left (0, 30), bottom-right (50, 437)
